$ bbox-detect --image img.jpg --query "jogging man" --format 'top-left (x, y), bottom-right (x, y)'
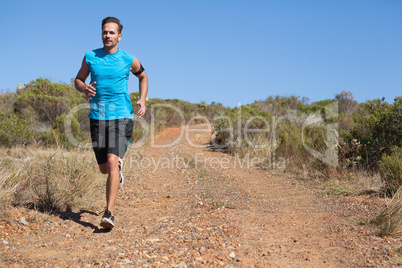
top-left (74, 17), bottom-right (148, 229)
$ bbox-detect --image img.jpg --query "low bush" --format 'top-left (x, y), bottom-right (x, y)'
top-left (0, 108), bottom-right (37, 147)
top-left (40, 114), bottom-right (89, 148)
top-left (28, 152), bottom-right (100, 212)
top-left (14, 78), bottom-right (87, 127)
top-left (379, 147), bottom-right (402, 197)
top-left (348, 97), bottom-right (402, 169)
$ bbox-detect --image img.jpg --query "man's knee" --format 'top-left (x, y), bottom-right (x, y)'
top-left (99, 163), bottom-right (108, 174)
top-left (107, 154), bottom-right (119, 172)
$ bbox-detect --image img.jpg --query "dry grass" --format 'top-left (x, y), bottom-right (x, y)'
top-left (320, 170), bottom-right (383, 197)
top-left (323, 180), bottom-right (357, 196)
top-left (351, 170), bottom-right (383, 194)
top-left (0, 146), bottom-right (102, 216)
top-left (0, 160), bottom-right (28, 209)
top-left (370, 186), bottom-right (402, 237)
top-left (196, 167), bottom-right (236, 210)
top-left (29, 152), bottom-right (101, 212)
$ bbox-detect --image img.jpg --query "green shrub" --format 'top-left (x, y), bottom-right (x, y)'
top-left (14, 78), bottom-right (87, 126)
top-left (0, 109), bottom-right (37, 147)
top-left (276, 124), bottom-right (304, 159)
top-left (40, 114), bottom-right (89, 148)
top-left (253, 95), bottom-right (310, 116)
top-left (379, 148), bottom-right (402, 197)
top-left (348, 97), bottom-right (402, 169)
top-left (134, 96), bottom-right (202, 130)
top-left (213, 101), bottom-right (335, 175)
top-left (0, 92), bottom-right (17, 110)
top-left (276, 123), bottom-right (332, 176)
top-left (213, 104), bottom-right (272, 150)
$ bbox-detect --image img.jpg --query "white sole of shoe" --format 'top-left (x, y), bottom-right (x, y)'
top-left (100, 218), bottom-right (114, 229)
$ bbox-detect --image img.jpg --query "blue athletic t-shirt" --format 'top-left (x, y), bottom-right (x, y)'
top-left (85, 48), bottom-right (135, 120)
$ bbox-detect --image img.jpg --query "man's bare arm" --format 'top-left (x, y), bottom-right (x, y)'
top-left (74, 56), bottom-right (96, 99)
top-left (131, 57), bottom-right (148, 117)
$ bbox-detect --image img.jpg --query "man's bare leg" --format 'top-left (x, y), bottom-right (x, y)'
top-left (98, 154), bottom-right (120, 213)
top-left (98, 153), bottom-right (120, 229)
top-left (105, 153), bottom-right (120, 214)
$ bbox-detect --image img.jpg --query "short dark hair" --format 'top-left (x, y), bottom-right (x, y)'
top-left (102, 17), bottom-right (123, 33)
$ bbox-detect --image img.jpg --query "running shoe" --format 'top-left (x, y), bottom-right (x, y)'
top-left (100, 210), bottom-right (115, 229)
top-left (119, 157), bottom-right (124, 188)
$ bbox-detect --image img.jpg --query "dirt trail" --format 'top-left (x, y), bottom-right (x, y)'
top-left (1, 125), bottom-right (400, 267)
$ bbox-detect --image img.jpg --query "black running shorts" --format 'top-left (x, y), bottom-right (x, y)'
top-left (90, 119), bottom-right (134, 165)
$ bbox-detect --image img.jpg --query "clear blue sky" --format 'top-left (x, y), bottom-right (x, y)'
top-left (1, 0), bottom-right (401, 107)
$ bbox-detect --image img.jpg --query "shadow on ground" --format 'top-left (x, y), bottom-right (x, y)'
top-left (24, 203), bottom-right (111, 233)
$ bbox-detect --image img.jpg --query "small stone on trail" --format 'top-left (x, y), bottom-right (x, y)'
top-left (2, 240), bottom-right (9, 245)
top-left (174, 262), bottom-right (187, 268)
top-left (229, 252), bottom-right (236, 258)
top-left (19, 217), bottom-right (29, 226)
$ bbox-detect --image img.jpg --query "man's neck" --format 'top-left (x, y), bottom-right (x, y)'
top-left (103, 45), bottom-right (119, 54)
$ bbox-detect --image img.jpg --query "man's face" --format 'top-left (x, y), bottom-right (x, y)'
top-left (102, 22), bottom-right (122, 49)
